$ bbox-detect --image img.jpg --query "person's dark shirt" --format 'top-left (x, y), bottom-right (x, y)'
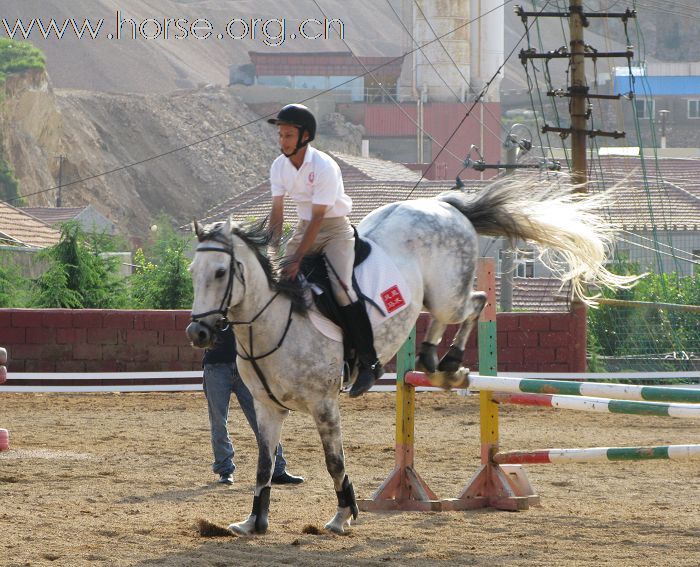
top-left (203, 326), bottom-right (237, 365)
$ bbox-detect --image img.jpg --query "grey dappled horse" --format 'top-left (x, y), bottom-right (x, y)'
top-left (186, 179), bottom-right (637, 535)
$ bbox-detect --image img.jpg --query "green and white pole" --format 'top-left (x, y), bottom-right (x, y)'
top-left (494, 444), bottom-right (700, 465)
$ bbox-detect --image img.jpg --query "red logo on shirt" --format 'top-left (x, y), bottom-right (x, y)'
top-left (308, 171), bottom-right (315, 183)
top-left (381, 285), bottom-right (405, 313)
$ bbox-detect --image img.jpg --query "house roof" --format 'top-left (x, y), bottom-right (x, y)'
top-left (0, 202), bottom-right (61, 248)
top-left (248, 51), bottom-right (404, 79)
top-left (200, 153), bottom-right (700, 232)
top-left (497, 277), bottom-right (571, 313)
top-left (20, 207), bottom-right (86, 226)
top-left (586, 156), bottom-right (700, 231)
top-left (198, 151), bottom-right (460, 225)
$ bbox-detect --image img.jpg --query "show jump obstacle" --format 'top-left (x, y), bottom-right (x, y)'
top-left (358, 259), bottom-right (700, 513)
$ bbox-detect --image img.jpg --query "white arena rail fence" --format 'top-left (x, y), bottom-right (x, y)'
top-left (1, 371), bottom-right (698, 394)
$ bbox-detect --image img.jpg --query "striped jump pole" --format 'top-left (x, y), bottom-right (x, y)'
top-left (494, 444), bottom-right (700, 465)
top-left (491, 391), bottom-right (700, 419)
top-left (468, 374), bottom-right (700, 404)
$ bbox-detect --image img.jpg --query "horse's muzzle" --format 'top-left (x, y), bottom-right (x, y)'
top-left (186, 321), bottom-right (213, 348)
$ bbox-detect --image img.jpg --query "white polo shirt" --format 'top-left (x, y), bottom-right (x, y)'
top-left (270, 146), bottom-right (352, 221)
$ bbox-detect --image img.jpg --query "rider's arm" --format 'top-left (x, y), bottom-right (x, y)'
top-left (284, 204), bottom-right (328, 279)
top-left (270, 196), bottom-right (285, 248)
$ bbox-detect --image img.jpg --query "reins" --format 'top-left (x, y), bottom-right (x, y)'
top-left (191, 234), bottom-right (293, 411)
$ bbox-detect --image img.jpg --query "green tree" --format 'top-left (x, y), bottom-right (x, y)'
top-left (0, 255), bottom-right (30, 307)
top-left (129, 218), bottom-right (193, 309)
top-left (588, 259), bottom-right (700, 370)
top-left (32, 221), bottom-right (126, 308)
top-left (0, 38), bottom-right (45, 84)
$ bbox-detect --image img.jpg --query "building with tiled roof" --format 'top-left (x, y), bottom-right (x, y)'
top-left (198, 151), bottom-right (463, 225)
top-left (0, 202), bottom-right (60, 249)
top-left (198, 151), bottom-right (700, 306)
top-left (582, 156), bottom-right (700, 275)
top-left (21, 205), bottom-right (116, 235)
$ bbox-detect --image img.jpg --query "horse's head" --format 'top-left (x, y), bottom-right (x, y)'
top-left (186, 217), bottom-right (246, 348)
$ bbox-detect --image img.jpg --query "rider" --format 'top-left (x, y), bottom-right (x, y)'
top-left (267, 103), bottom-right (383, 397)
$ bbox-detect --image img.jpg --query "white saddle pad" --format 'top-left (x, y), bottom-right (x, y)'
top-left (308, 238), bottom-right (412, 342)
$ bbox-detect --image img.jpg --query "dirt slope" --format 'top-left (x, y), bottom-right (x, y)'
top-left (0, 0), bottom-right (404, 94)
top-left (2, 69), bottom-right (283, 238)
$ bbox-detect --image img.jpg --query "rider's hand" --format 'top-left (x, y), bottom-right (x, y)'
top-left (282, 256), bottom-right (301, 280)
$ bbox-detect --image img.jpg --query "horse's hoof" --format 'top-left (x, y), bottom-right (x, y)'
top-left (324, 508), bottom-right (354, 535)
top-left (228, 515), bottom-right (258, 536)
top-left (324, 519), bottom-right (350, 535)
top-left (428, 368), bottom-right (469, 390)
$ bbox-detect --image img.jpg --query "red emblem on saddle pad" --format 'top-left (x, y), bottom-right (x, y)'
top-left (381, 285), bottom-right (405, 313)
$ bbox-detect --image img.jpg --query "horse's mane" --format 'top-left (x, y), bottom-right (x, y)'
top-left (199, 219), bottom-right (308, 314)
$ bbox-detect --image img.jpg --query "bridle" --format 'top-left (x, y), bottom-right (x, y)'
top-left (191, 231), bottom-right (293, 411)
top-left (190, 233), bottom-right (242, 333)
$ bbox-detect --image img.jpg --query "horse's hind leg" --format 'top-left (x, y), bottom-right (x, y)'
top-left (229, 402), bottom-right (287, 536)
top-left (415, 318), bottom-right (447, 373)
top-left (438, 291), bottom-right (487, 373)
top-left (312, 400), bottom-right (358, 535)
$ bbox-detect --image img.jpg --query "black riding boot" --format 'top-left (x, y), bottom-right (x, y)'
top-left (340, 301), bottom-right (384, 398)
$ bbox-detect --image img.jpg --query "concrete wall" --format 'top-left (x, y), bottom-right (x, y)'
top-left (0, 306), bottom-right (587, 374)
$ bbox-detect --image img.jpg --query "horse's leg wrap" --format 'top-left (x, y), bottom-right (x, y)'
top-left (416, 342), bottom-right (438, 373)
top-left (438, 346), bottom-right (464, 372)
top-left (335, 475), bottom-right (359, 520)
top-left (252, 486), bottom-right (271, 534)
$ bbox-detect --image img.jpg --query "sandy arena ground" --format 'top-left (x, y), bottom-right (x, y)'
top-left (1, 390), bottom-right (698, 566)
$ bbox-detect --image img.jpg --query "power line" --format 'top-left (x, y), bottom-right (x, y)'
top-left (9, 0), bottom-right (517, 205)
top-left (402, 0), bottom-right (554, 200)
top-left (385, 0), bottom-right (504, 142)
top-left (410, 0), bottom-right (508, 134)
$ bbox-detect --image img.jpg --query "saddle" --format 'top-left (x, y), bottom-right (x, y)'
top-left (299, 228), bottom-right (374, 370)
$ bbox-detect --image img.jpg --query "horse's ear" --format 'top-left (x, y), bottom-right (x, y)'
top-left (224, 215), bottom-right (233, 233)
top-left (193, 219), bottom-right (203, 240)
top-left (454, 176), bottom-right (465, 190)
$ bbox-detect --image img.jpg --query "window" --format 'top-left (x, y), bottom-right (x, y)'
top-left (688, 100), bottom-right (700, 119)
top-left (499, 249), bottom-right (535, 278)
top-left (635, 98), bottom-right (655, 119)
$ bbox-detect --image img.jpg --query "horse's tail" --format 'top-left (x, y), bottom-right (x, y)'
top-left (436, 178), bottom-right (642, 304)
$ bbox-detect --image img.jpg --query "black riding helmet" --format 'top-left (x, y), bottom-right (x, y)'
top-left (267, 104), bottom-right (316, 156)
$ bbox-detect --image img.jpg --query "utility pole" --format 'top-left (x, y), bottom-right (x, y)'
top-left (569, 0), bottom-right (587, 188)
top-left (56, 155), bottom-right (65, 207)
top-left (516, 4), bottom-right (633, 192)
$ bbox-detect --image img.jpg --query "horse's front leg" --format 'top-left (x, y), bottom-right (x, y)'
top-left (228, 401), bottom-right (287, 536)
top-left (313, 400), bottom-right (358, 534)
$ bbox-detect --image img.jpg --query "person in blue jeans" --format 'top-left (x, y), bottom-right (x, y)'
top-left (203, 325), bottom-right (304, 486)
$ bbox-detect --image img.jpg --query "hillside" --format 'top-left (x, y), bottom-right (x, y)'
top-left (0, 0), bottom-right (404, 94)
top-left (0, 0), bottom-right (695, 239)
top-left (2, 70), bottom-right (278, 237)
top-left (0, 1), bottom-right (692, 95)
top-left (1, 68), bottom-right (365, 239)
